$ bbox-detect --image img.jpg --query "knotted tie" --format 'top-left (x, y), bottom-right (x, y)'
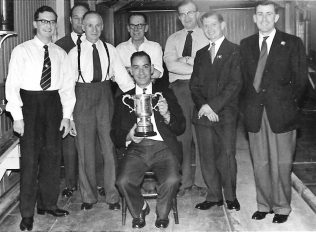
top-left (182, 30), bottom-right (193, 57)
top-left (143, 88), bottom-right (147, 94)
top-left (209, 42), bottom-right (216, 63)
top-left (76, 34), bottom-right (82, 46)
top-left (253, 36), bottom-right (269, 92)
top-left (92, 44), bottom-right (102, 82)
top-left (40, 45), bottom-right (51, 90)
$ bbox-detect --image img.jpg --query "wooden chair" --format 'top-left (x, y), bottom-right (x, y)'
top-left (121, 171), bottom-right (179, 225)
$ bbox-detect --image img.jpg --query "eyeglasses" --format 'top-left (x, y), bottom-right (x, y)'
top-left (178, 11), bottom-right (196, 18)
top-left (36, 19), bottom-right (57, 26)
top-left (129, 23), bottom-right (146, 30)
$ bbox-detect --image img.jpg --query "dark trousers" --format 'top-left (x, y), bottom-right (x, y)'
top-left (195, 122), bottom-right (237, 202)
top-left (116, 140), bottom-right (180, 219)
top-left (170, 80), bottom-right (205, 189)
top-left (74, 81), bottom-right (119, 204)
top-left (248, 109), bottom-right (296, 215)
top-left (19, 89), bottom-right (62, 217)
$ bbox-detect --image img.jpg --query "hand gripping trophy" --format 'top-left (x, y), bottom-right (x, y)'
top-left (122, 91), bottom-right (163, 137)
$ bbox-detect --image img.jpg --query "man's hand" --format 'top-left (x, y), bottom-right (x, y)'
top-left (126, 124), bottom-right (144, 143)
top-left (198, 104), bottom-right (219, 122)
top-left (69, 120), bottom-right (77, 136)
top-left (177, 57), bottom-right (187, 63)
top-left (60, 118), bottom-right (70, 138)
top-left (13, 119), bottom-right (24, 136)
top-left (158, 97), bottom-right (170, 124)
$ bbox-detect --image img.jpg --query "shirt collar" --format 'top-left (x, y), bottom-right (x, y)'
top-left (71, 31), bottom-right (86, 43)
top-left (259, 28), bottom-right (276, 42)
top-left (208, 36), bottom-right (225, 50)
top-left (128, 37), bottom-right (148, 46)
top-left (135, 82), bottom-right (153, 94)
top-left (34, 35), bottom-right (52, 48)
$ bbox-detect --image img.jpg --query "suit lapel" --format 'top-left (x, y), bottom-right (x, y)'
top-left (265, 30), bottom-right (283, 68)
top-left (251, 34), bottom-right (260, 64)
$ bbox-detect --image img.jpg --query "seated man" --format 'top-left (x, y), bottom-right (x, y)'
top-left (111, 51), bottom-right (185, 229)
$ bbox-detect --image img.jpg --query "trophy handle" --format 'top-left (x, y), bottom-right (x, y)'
top-left (152, 92), bottom-right (163, 111)
top-left (122, 94), bottom-right (135, 113)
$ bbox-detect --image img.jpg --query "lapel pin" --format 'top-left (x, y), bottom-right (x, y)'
top-left (217, 55), bottom-right (222, 59)
top-left (281, 41), bottom-right (286, 45)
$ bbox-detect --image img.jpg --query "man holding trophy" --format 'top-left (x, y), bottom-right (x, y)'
top-left (111, 51), bottom-right (185, 229)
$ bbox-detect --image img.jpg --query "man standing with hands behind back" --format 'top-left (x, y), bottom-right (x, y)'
top-left (164, 0), bottom-right (208, 196)
top-left (55, 3), bottom-right (89, 198)
top-left (240, 1), bottom-right (308, 223)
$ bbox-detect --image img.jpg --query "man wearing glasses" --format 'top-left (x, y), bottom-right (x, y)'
top-left (164, 0), bottom-right (208, 197)
top-left (116, 12), bottom-right (163, 80)
top-left (6, 6), bottom-right (75, 231)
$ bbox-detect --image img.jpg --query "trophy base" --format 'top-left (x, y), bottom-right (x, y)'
top-left (134, 131), bottom-right (157, 137)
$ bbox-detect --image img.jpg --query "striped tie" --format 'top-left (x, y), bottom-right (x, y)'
top-left (40, 45), bottom-right (51, 90)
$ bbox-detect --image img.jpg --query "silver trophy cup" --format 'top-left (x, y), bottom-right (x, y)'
top-left (122, 92), bottom-right (163, 137)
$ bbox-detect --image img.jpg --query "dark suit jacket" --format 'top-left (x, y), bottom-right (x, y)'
top-left (190, 39), bottom-right (242, 127)
top-left (55, 34), bottom-right (75, 53)
top-left (240, 30), bottom-right (308, 133)
top-left (110, 85), bottom-right (185, 163)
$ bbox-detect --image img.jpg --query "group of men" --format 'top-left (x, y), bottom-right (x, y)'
top-left (4, 0), bottom-right (307, 231)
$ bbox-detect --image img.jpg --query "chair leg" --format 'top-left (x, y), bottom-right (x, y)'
top-left (172, 197), bottom-right (179, 224)
top-left (122, 197), bottom-right (127, 226)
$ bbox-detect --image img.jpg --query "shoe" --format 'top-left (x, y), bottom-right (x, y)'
top-left (97, 186), bottom-right (105, 196)
top-left (132, 202), bottom-right (150, 228)
top-left (226, 199), bottom-right (240, 211)
top-left (155, 218), bottom-right (169, 228)
top-left (62, 187), bottom-right (76, 198)
top-left (195, 200), bottom-right (224, 210)
top-left (251, 211), bottom-right (273, 220)
top-left (272, 214), bottom-right (288, 223)
top-left (109, 202), bottom-right (120, 210)
top-left (37, 208), bottom-right (69, 217)
top-left (81, 203), bottom-right (93, 210)
top-left (20, 217), bottom-right (33, 231)
top-left (177, 187), bottom-right (192, 197)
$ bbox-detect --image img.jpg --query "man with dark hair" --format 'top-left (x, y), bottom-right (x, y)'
top-left (164, 0), bottom-right (208, 197)
top-left (112, 51), bottom-right (185, 229)
top-left (6, 5), bottom-right (75, 231)
top-left (116, 12), bottom-right (163, 80)
top-left (190, 11), bottom-right (241, 211)
top-left (67, 11), bottom-right (134, 211)
top-left (240, 1), bottom-right (308, 223)
top-left (55, 3), bottom-right (89, 198)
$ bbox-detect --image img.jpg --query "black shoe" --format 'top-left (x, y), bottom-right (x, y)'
top-left (272, 214), bottom-right (288, 223)
top-left (195, 200), bottom-right (224, 210)
top-left (226, 199), bottom-right (240, 211)
top-left (155, 218), bottom-right (169, 228)
top-left (37, 208), bottom-right (69, 217)
top-left (97, 186), bottom-right (105, 196)
top-left (109, 202), bottom-right (120, 210)
top-left (251, 211), bottom-right (273, 220)
top-left (81, 203), bottom-right (93, 210)
top-left (20, 217), bottom-right (33, 231)
top-left (62, 187), bottom-right (76, 198)
top-left (132, 202), bottom-right (150, 228)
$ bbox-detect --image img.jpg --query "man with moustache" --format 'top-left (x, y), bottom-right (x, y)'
top-left (190, 11), bottom-right (241, 211)
top-left (113, 51), bottom-right (185, 229)
top-left (240, 1), bottom-right (308, 223)
top-left (55, 3), bottom-right (89, 198)
top-left (67, 11), bottom-right (134, 211)
top-left (164, 0), bottom-right (208, 197)
top-left (6, 6), bottom-right (75, 231)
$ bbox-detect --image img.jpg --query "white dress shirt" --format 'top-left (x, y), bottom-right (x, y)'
top-left (259, 28), bottom-right (276, 54)
top-left (67, 39), bottom-right (134, 92)
top-left (5, 36), bottom-right (76, 120)
top-left (70, 31), bottom-right (86, 44)
top-left (135, 83), bottom-right (163, 141)
top-left (116, 37), bottom-right (163, 78)
top-left (164, 27), bottom-right (209, 82)
top-left (208, 36), bottom-right (225, 57)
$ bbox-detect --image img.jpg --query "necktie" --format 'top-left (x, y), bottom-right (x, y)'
top-left (92, 44), bottom-right (102, 82)
top-left (209, 42), bottom-right (216, 63)
top-left (76, 34), bottom-right (82, 46)
top-left (143, 88), bottom-right (147, 94)
top-left (182, 30), bottom-right (193, 57)
top-left (253, 36), bottom-right (269, 92)
top-left (40, 45), bottom-right (51, 90)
